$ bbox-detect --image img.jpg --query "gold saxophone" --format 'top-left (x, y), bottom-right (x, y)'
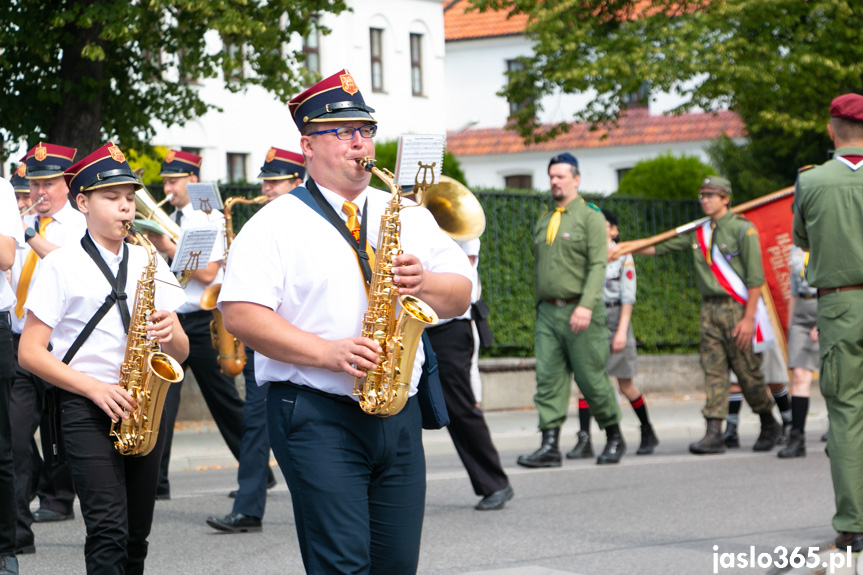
top-left (353, 158), bottom-right (439, 417)
top-left (111, 224), bottom-right (184, 456)
top-left (200, 195), bottom-right (267, 377)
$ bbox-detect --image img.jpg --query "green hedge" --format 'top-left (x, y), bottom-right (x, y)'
top-left (148, 185), bottom-right (703, 356)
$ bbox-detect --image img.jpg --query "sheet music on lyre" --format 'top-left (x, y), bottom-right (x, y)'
top-left (394, 134), bottom-right (445, 188)
top-left (187, 182), bottom-right (224, 214)
top-left (170, 226), bottom-right (218, 277)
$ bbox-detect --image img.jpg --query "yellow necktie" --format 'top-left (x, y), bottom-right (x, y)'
top-left (545, 207), bottom-right (565, 245)
top-left (342, 202), bottom-right (376, 270)
top-left (15, 217), bottom-right (54, 318)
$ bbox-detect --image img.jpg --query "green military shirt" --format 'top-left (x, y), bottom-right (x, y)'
top-left (654, 210), bottom-right (764, 297)
top-left (793, 145), bottom-right (863, 288)
top-left (533, 197), bottom-right (606, 309)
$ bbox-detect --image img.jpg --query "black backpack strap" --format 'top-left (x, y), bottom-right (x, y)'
top-left (290, 181), bottom-right (373, 284)
top-left (63, 234), bottom-right (131, 364)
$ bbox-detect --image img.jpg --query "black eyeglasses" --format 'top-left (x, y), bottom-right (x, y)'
top-left (307, 125), bottom-right (377, 140)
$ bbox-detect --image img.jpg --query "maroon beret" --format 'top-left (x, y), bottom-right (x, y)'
top-left (830, 93), bottom-right (863, 122)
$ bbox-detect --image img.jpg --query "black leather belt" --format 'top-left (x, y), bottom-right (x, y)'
top-left (271, 380), bottom-right (356, 405)
top-left (797, 292), bottom-right (817, 300)
top-left (544, 297), bottom-right (580, 307)
top-left (702, 295), bottom-right (732, 304)
top-left (605, 301), bottom-right (621, 308)
top-left (817, 284), bottom-right (863, 298)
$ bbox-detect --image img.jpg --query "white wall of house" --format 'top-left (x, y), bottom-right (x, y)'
top-left (458, 140), bottom-right (745, 195)
top-left (151, 0), bottom-right (447, 184)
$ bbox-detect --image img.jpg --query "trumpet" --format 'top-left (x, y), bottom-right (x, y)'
top-left (19, 197), bottom-right (44, 216)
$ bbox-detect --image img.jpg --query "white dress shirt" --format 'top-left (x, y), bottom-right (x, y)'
top-left (0, 179), bottom-right (25, 313)
top-left (172, 202), bottom-right (225, 313)
top-left (11, 200), bottom-right (87, 332)
top-left (218, 184), bottom-right (475, 395)
top-left (25, 237), bottom-right (186, 385)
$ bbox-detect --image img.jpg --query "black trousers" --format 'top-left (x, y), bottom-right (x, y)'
top-left (10, 333), bottom-right (76, 549)
top-left (268, 383), bottom-right (425, 574)
top-left (0, 314), bottom-right (15, 556)
top-left (61, 392), bottom-right (165, 575)
top-left (158, 311), bottom-right (273, 493)
top-left (427, 319), bottom-right (508, 497)
top-left (232, 348), bottom-right (272, 519)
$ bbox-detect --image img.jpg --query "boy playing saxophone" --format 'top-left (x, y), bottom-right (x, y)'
top-left (19, 143), bottom-right (188, 575)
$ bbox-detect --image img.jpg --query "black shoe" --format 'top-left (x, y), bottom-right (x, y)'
top-left (777, 430), bottom-right (806, 458)
top-left (565, 430), bottom-right (594, 459)
top-left (690, 419), bottom-right (726, 455)
top-left (636, 425), bottom-right (659, 455)
top-left (776, 421), bottom-right (792, 445)
top-left (753, 413), bottom-right (781, 451)
top-left (229, 476), bottom-right (278, 499)
top-left (32, 508), bottom-right (74, 523)
top-left (836, 532), bottom-right (863, 553)
top-left (155, 491), bottom-right (171, 501)
top-left (206, 513), bottom-right (263, 534)
top-left (597, 430), bottom-right (626, 465)
top-left (517, 428), bottom-right (562, 468)
top-left (723, 422), bottom-right (740, 448)
top-left (0, 555), bottom-right (18, 575)
top-left (13, 545), bottom-right (34, 556)
top-left (475, 484), bottom-right (514, 511)
top-left (822, 430), bottom-right (829, 442)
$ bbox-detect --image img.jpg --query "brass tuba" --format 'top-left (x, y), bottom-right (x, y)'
top-left (419, 176), bottom-right (486, 241)
top-left (111, 224), bottom-right (185, 456)
top-left (134, 186), bottom-right (180, 242)
top-left (200, 195), bottom-right (267, 377)
top-left (353, 158), bottom-right (439, 417)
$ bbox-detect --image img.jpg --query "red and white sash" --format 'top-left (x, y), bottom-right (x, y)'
top-left (695, 221), bottom-right (775, 352)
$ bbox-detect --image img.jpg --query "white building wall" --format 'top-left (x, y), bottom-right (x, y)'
top-left (459, 141), bottom-right (734, 195)
top-left (152, 0), bottom-right (446, 184)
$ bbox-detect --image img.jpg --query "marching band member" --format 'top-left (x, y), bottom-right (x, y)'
top-left (206, 147), bottom-right (305, 534)
top-left (19, 143), bottom-right (188, 574)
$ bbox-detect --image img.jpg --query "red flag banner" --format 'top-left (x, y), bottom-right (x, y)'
top-left (737, 189), bottom-right (794, 335)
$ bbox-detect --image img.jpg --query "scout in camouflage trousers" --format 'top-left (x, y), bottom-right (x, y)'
top-left (793, 93), bottom-right (863, 553)
top-left (613, 176), bottom-right (779, 455)
top-left (518, 153), bottom-right (624, 469)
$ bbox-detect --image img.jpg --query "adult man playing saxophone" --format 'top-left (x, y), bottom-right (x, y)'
top-left (219, 69), bottom-right (473, 574)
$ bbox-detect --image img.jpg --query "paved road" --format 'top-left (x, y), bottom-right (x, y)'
top-left (18, 392), bottom-right (859, 575)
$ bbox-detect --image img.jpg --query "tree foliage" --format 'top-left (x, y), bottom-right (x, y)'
top-left (615, 152), bottom-right (715, 199)
top-left (0, 0), bottom-right (348, 160)
top-left (468, 0), bottom-right (863, 189)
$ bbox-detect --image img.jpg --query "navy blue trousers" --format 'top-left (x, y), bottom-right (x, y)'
top-left (231, 348), bottom-right (272, 519)
top-left (267, 382), bottom-right (425, 575)
top-left (0, 315), bottom-right (15, 556)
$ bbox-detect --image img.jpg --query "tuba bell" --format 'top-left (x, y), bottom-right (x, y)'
top-left (134, 186), bottom-right (180, 242)
top-left (419, 176), bottom-right (485, 241)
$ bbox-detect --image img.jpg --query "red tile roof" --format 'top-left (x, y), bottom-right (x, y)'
top-left (446, 108), bottom-right (746, 156)
top-left (444, 0), bottom-right (529, 41)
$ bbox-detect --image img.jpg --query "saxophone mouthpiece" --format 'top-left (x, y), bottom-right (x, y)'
top-left (125, 222), bottom-right (139, 237)
top-left (357, 157), bottom-right (376, 172)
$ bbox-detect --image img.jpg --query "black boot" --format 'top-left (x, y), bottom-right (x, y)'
top-left (776, 421), bottom-right (792, 445)
top-left (596, 425), bottom-right (626, 464)
top-left (723, 422), bottom-right (740, 448)
top-left (566, 430), bottom-right (594, 459)
top-left (637, 425), bottom-right (659, 455)
top-left (753, 411), bottom-right (781, 451)
top-left (690, 419), bottom-right (726, 454)
top-left (517, 428), bottom-right (562, 468)
top-left (777, 430), bottom-right (806, 458)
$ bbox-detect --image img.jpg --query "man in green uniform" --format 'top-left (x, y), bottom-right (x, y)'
top-left (517, 153), bottom-right (625, 468)
top-left (792, 93), bottom-right (863, 552)
top-left (613, 176), bottom-right (779, 455)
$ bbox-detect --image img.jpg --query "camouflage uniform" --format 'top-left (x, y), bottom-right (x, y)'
top-left (655, 211), bottom-right (773, 420)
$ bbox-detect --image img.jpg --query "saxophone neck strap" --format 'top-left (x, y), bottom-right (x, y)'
top-left (63, 234), bottom-right (131, 365)
top-left (291, 181), bottom-right (373, 285)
